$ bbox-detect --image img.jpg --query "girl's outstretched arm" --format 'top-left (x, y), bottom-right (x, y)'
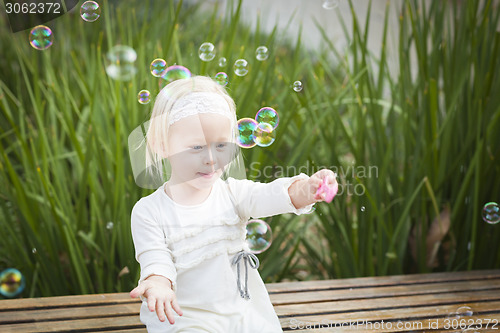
top-left (288, 169), bottom-right (337, 210)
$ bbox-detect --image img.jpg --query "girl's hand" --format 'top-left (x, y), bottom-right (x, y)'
top-left (309, 169), bottom-right (338, 202)
top-left (129, 275), bottom-right (183, 325)
top-left (289, 169), bottom-right (338, 209)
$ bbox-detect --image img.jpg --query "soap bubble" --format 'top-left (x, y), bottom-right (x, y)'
top-left (218, 57), bottom-right (227, 67)
top-left (482, 202), bottom-right (500, 224)
top-left (255, 46), bottom-right (269, 61)
top-left (105, 45), bottom-right (137, 81)
top-left (214, 72), bottom-right (229, 86)
top-left (236, 118), bottom-right (258, 148)
top-left (159, 65), bottom-right (192, 89)
top-left (255, 107), bottom-right (279, 129)
top-left (323, 0), bottom-right (339, 10)
top-left (32, 248), bottom-right (37, 254)
top-left (106, 221), bottom-right (114, 230)
top-left (246, 219), bottom-right (272, 254)
top-left (80, 1), bottom-right (101, 22)
top-left (254, 122), bottom-right (275, 147)
top-left (456, 306), bottom-right (473, 317)
top-left (293, 80), bottom-right (303, 92)
top-left (150, 58), bottom-right (167, 77)
top-left (0, 268), bottom-right (25, 298)
top-left (361, 206), bottom-right (366, 212)
top-left (29, 25), bottom-right (53, 50)
top-left (199, 42), bottom-right (216, 61)
top-left (234, 59), bottom-right (249, 76)
top-left (137, 90), bottom-right (151, 104)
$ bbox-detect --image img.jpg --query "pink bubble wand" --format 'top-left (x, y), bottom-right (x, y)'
top-left (315, 175), bottom-right (338, 203)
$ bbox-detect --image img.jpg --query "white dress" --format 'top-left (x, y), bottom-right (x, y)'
top-left (130, 173), bottom-right (315, 332)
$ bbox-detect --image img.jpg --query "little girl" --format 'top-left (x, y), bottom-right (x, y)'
top-left (129, 76), bottom-right (337, 332)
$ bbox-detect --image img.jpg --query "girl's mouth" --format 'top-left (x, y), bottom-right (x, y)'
top-left (198, 172), bottom-right (215, 178)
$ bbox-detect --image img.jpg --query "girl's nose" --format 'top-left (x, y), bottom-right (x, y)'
top-left (203, 145), bottom-right (216, 165)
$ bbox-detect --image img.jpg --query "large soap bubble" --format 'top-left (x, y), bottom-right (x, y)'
top-left (245, 219), bottom-right (272, 254)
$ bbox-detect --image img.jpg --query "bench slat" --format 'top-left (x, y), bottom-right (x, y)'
top-left (270, 278), bottom-right (500, 305)
top-left (0, 293), bottom-right (135, 311)
top-left (0, 302), bottom-right (140, 325)
top-left (0, 315), bottom-right (145, 333)
top-left (273, 289), bottom-right (500, 316)
top-left (266, 269), bottom-right (500, 293)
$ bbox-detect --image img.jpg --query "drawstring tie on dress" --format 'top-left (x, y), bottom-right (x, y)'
top-left (232, 251), bottom-right (259, 300)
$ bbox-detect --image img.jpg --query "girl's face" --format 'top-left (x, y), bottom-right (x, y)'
top-left (166, 112), bottom-right (234, 190)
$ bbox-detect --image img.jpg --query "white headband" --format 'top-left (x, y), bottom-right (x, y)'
top-left (168, 92), bottom-right (234, 126)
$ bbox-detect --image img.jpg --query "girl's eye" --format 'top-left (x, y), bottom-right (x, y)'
top-left (192, 145), bottom-right (204, 150)
top-left (217, 143), bottom-right (227, 149)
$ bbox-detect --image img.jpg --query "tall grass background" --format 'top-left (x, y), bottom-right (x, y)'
top-left (0, 0), bottom-right (499, 298)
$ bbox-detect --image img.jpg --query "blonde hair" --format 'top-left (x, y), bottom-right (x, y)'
top-left (144, 75), bottom-right (241, 184)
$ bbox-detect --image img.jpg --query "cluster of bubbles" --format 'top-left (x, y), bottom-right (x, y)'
top-left (137, 90), bottom-right (151, 104)
top-left (0, 268), bottom-right (25, 298)
top-left (136, 60), bottom-right (191, 103)
top-left (323, 0), bottom-right (340, 10)
top-left (236, 107), bottom-right (279, 148)
top-left (105, 45), bottom-right (137, 81)
top-left (197, 43), bottom-right (271, 79)
top-left (30, 2), bottom-right (102, 50)
top-left (482, 202), bottom-right (499, 224)
top-left (245, 219), bottom-right (272, 254)
top-left (80, 1), bottom-right (101, 22)
top-left (29, 25), bottom-right (53, 50)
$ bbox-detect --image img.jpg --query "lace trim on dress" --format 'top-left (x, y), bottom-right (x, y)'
top-left (174, 243), bottom-right (246, 270)
top-left (165, 215), bottom-right (242, 244)
top-left (172, 226), bottom-right (246, 257)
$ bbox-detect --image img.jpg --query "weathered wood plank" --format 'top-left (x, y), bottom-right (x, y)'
top-left (0, 292), bottom-right (137, 311)
top-left (273, 289), bottom-right (500, 316)
top-left (266, 269), bottom-right (500, 293)
top-left (0, 315), bottom-right (145, 333)
top-left (0, 302), bottom-right (141, 325)
top-left (270, 278), bottom-right (500, 305)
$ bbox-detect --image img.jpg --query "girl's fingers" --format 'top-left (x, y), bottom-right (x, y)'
top-left (164, 301), bottom-right (176, 324)
top-left (129, 286), bottom-right (141, 298)
top-left (156, 299), bottom-right (166, 322)
top-left (147, 296), bottom-right (156, 312)
top-left (172, 299), bottom-right (183, 316)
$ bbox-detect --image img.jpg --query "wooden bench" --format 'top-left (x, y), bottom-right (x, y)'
top-left (1, 269), bottom-right (499, 332)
